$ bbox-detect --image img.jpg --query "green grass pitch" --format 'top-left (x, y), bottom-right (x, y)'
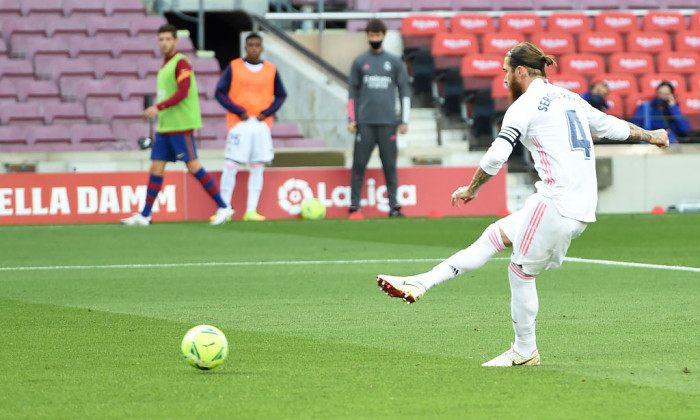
top-left (1, 214), bottom-right (698, 419)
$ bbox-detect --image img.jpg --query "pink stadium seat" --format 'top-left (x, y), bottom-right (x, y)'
top-left (491, 0), bottom-right (534, 10)
top-left (96, 100), bottom-right (144, 126)
top-left (190, 57), bottom-right (221, 77)
top-left (578, 0), bottom-right (621, 8)
top-left (177, 37), bottom-right (196, 55)
top-left (594, 11), bottom-right (638, 33)
top-left (401, 15), bottom-right (446, 49)
top-left (94, 58), bottom-right (141, 82)
top-left (546, 13), bottom-right (591, 34)
top-left (642, 11), bottom-right (685, 33)
top-left (27, 126), bottom-right (73, 151)
top-left (626, 32), bottom-right (670, 54)
top-left (63, 0), bottom-right (108, 18)
top-left (530, 32), bottom-right (575, 56)
top-left (70, 124), bottom-right (116, 145)
top-left (28, 38), bottom-right (73, 70)
top-left (136, 57), bottom-right (162, 79)
top-left (45, 17), bottom-right (90, 42)
top-left (661, 0), bottom-right (699, 6)
top-left (0, 126), bottom-right (28, 147)
top-left (119, 78), bottom-right (157, 101)
top-left (431, 33), bottom-right (478, 70)
top-left (17, 80), bottom-right (61, 103)
top-left (43, 102), bottom-right (88, 125)
top-left (412, 0), bottom-right (451, 10)
top-left (639, 74), bottom-right (687, 96)
top-left (2, 16), bottom-right (46, 43)
top-left (549, 75), bottom-right (588, 94)
top-left (52, 58), bottom-right (98, 99)
top-left (578, 32), bottom-right (623, 55)
top-left (0, 58), bottom-right (35, 82)
top-left (86, 16), bottom-right (131, 39)
top-left (499, 14), bottom-right (543, 35)
top-left (609, 53), bottom-right (655, 75)
top-left (22, 0), bottom-right (63, 17)
top-left (618, 0), bottom-right (660, 8)
top-left (675, 31), bottom-right (700, 52)
top-left (271, 122), bottom-right (303, 139)
top-left (559, 54), bottom-right (604, 77)
top-left (69, 36), bottom-right (116, 61)
top-left (0, 0), bottom-right (22, 18)
top-left (0, 80), bottom-right (19, 104)
top-left (461, 54), bottom-right (503, 90)
top-left (450, 0), bottom-right (494, 10)
top-left (198, 121), bottom-right (228, 147)
top-left (0, 102), bottom-right (44, 126)
top-left (197, 75), bottom-right (220, 101)
top-left (12, 36), bottom-right (70, 62)
top-left (104, 0), bottom-right (146, 18)
top-left (657, 52), bottom-right (700, 75)
top-left (532, 0), bottom-right (576, 8)
top-left (368, 0), bottom-right (412, 11)
top-left (199, 100), bottom-right (226, 126)
top-left (594, 73), bottom-right (639, 96)
top-left (482, 33), bottom-right (525, 54)
top-left (112, 37), bottom-right (157, 60)
top-left (130, 15), bottom-right (168, 37)
top-left (0, 42), bottom-right (7, 58)
top-left (450, 14), bottom-right (494, 35)
top-left (76, 79), bottom-right (122, 109)
top-left (282, 139), bottom-right (327, 148)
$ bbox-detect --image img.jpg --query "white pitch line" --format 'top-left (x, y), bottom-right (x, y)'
top-left (0, 257), bottom-right (699, 273)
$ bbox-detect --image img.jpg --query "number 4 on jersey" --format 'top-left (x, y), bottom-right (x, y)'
top-left (565, 110), bottom-right (591, 158)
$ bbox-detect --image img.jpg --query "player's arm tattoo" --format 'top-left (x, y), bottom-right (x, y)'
top-left (467, 168), bottom-right (493, 195)
top-left (626, 123), bottom-right (651, 143)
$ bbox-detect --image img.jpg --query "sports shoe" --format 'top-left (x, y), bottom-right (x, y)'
top-left (120, 213), bottom-right (151, 226)
top-left (376, 274), bottom-right (426, 304)
top-left (209, 210), bottom-right (233, 223)
top-left (481, 346), bottom-right (540, 367)
top-left (389, 207), bottom-right (404, 218)
top-left (348, 206), bottom-right (364, 220)
top-left (243, 210), bottom-right (266, 221)
top-left (210, 207), bottom-right (235, 225)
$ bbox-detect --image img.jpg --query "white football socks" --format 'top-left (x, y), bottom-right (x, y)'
top-left (219, 160), bottom-right (238, 207)
top-left (246, 163), bottom-right (264, 213)
top-left (416, 223), bottom-right (507, 290)
top-left (509, 262), bottom-right (538, 357)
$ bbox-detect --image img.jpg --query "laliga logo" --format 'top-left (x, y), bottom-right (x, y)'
top-left (277, 178), bottom-right (417, 215)
top-left (606, 79), bottom-right (631, 90)
top-left (652, 15), bottom-right (680, 26)
top-left (668, 57), bottom-right (696, 68)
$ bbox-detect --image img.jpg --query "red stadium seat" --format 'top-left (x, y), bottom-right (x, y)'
top-left (642, 11), bottom-right (686, 33)
top-left (491, 76), bottom-right (510, 112)
top-left (546, 13), bottom-right (591, 34)
top-left (690, 74), bottom-right (700, 92)
top-left (639, 73), bottom-right (687, 96)
top-left (578, 32), bottom-right (623, 54)
top-left (625, 92), bottom-right (652, 119)
top-left (609, 53), bottom-right (655, 75)
top-left (626, 32), bottom-right (670, 54)
top-left (549, 75), bottom-right (587, 94)
top-left (43, 102), bottom-right (88, 125)
top-left (559, 54), bottom-right (605, 76)
top-left (657, 52), bottom-right (700, 75)
top-left (691, 11), bottom-right (700, 31)
top-left (401, 15), bottom-right (446, 49)
top-left (674, 32), bottom-right (700, 53)
top-left (604, 92), bottom-right (624, 118)
top-left (499, 13), bottom-right (543, 34)
top-left (530, 32), bottom-right (575, 56)
top-left (431, 33), bottom-right (478, 70)
top-left (676, 92), bottom-right (700, 118)
top-left (482, 33), bottom-right (526, 54)
top-left (594, 11), bottom-right (639, 33)
top-left (450, 14), bottom-right (494, 35)
top-left (461, 54), bottom-right (503, 90)
top-left (594, 73), bottom-right (639, 96)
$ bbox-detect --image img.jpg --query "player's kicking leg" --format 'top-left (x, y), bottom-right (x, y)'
top-left (376, 275), bottom-right (426, 304)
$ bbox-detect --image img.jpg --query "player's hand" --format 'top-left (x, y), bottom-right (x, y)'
top-left (256, 114), bottom-right (267, 122)
top-left (143, 106), bottom-right (159, 120)
top-left (650, 129), bottom-right (670, 148)
top-left (240, 113), bottom-right (250, 121)
top-left (348, 121), bottom-right (357, 134)
top-left (398, 124), bottom-right (407, 135)
top-left (451, 186), bottom-right (477, 208)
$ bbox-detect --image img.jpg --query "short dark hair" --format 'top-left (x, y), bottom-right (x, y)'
top-left (246, 32), bottom-right (262, 43)
top-left (158, 24), bottom-right (177, 38)
top-left (657, 81), bottom-right (675, 94)
top-left (365, 19), bottom-right (387, 34)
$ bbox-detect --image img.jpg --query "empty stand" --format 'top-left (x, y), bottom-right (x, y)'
top-left (677, 92), bottom-right (700, 128)
top-left (609, 52), bottom-right (655, 75)
top-left (594, 11), bottom-right (638, 33)
top-left (199, 100), bottom-right (227, 126)
top-left (595, 73), bottom-right (639, 96)
top-left (43, 102), bottom-right (87, 125)
top-left (450, 0), bottom-right (494, 10)
top-left (70, 36), bottom-right (117, 62)
top-left (450, 14), bottom-right (494, 35)
top-left (0, 80), bottom-right (18, 104)
top-left (549, 75), bottom-right (588, 94)
top-left (104, 0), bottom-right (146, 18)
top-left (22, 0), bottom-right (62, 17)
top-left (197, 75), bottom-right (220, 101)
top-left (27, 125), bottom-right (75, 151)
top-left (546, 13), bottom-right (591, 34)
top-left (643, 11), bottom-right (685, 33)
top-left (498, 13), bottom-right (543, 35)
top-left (491, 0), bottom-right (534, 10)
top-left (0, 58), bottom-right (35, 82)
top-left (46, 17), bottom-right (91, 42)
top-left (579, 0), bottom-right (621, 10)
top-left (490, 76), bottom-right (509, 113)
top-left (618, 0), bottom-right (660, 8)
top-left (482, 33), bottom-right (526, 54)
top-left (639, 73), bottom-right (687, 95)
top-left (90, 100), bottom-right (143, 127)
top-left (17, 80), bottom-right (60, 103)
top-left (2, 16), bottom-right (46, 43)
top-left (604, 92), bottom-right (624, 118)
top-left (190, 57), bottom-right (222, 78)
top-left (530, 32), bottom-right (575, 56)
top-left (130, 15), bottom-right (168, 37)
top-left (431, 33), bottom-right (478, 70)
top-left (657, 52), bottom-right (700, 75)
top-left (94, 58), bottom-right (141, 82)
top-left (120, 78), bottom-right (157, 101)
top-left (412, 0), bottom-right (451, 10)
top-left (62, 0), bottom-right (108, 18)
top-left (461, 54), bottom-right (503, 91)
top-left (690, 74), bottom-right (700, 92)
top-left (87, 16), bottom-right (131, 39)
top-left (674, 32), bottom-right (700, 53)
top-left (198, 121), bottom-right (228, 147)
top-left (401, 15), bottom-right (446, 49)
top-left (70, 124), bottom-right (116, 146)
top-left (77, 79), bottom-right (122, 110)
top-left (0, 126), bottom-right (28, 148)
top-left (578, 32), bottom-right (623, 55)
top-left (271, 122), bottom-right (303, 139)
top-left (0, 102), bottom-right (44, 126)
top-left (626, 31), bottom-right (670, 54)
top-left (112, 37), bottom-right (158, 60)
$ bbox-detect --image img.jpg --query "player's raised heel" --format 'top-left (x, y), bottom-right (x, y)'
top-left (482, 346), bottom-right (540, 367)
top-left (376, 274), bottom-right (426, 304)
top-left (211, 207), bottom-right (235, 225)
top-left (120, 213), bottom-right (151, 226)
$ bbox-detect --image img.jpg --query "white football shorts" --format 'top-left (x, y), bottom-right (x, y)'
top-left (224, 118), bottom-right (274, 164)
top-left (497, 193), bottom-right (587, 276)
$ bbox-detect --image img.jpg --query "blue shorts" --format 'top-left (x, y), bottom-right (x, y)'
top-left (150, 132), bottom-right (198, 162)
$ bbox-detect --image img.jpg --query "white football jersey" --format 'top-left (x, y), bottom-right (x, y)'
top-left (480, 78), bottom-right (630, 223)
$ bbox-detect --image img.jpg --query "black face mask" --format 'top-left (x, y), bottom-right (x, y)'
top-left (589, 94), bottom-right (605, 109)
top-left (369, 40), bottom-right (383, 50)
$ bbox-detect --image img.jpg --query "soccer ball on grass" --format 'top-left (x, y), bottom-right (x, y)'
top-left (181, 325), bottom-right (228, 370)
top-left (300, 198), bottom-right (326, 220)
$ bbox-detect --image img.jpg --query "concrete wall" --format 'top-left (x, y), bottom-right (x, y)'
top-left (596, 145), bottom-right (700, 213)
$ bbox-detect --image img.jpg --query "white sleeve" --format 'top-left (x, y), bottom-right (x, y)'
top-left (479, 98), bottom-right (531, 175)
top-left (480, 138), bottom-right (514, 175)
top-left (580, 98), bottom-right (630, 141)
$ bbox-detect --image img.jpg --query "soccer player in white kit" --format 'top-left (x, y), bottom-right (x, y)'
top-left (377, 42), bottom-right (669, 367)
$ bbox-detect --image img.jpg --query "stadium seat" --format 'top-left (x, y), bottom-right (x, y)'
top-left (450, 14), bottom-right (494, 35)
top-left (0, 58), bottom-right (35, 82)
top-left (11, 36), bottom-right (70, 62)
top-left (690, 74), bottom-right (700, 92)
top-left (177, 37), bottom-right (196, 55)
top-left (661, 0), bottom-right (699, 7)
top-left (578, 32), bottom-right (623, 55)
top-left (86, 16), bottom-right (131, 39)
top-left (282, 139), bottom-right (328, 148)
top-left (530, 32), bottom-right (575, 56)
top-left (431, 33), bottom-right (478, 70)
top-left (112, 37), bottom-right (158, 60)
top-left (546, 13), bottom-right (591, 34)
top-left (198, 121), bottom-right (228, 146)
top-left (618, 0), bottom-right (660, 8)
top-left (189, 57), bottom-right (222, 77)
top-left (676, 92), bottom-right (700, 128)
top-left (639, 73), bottom-right (687, 95)
top-left (119, 78), bottom-right (157, 101)
top-left (674, 32), bottom-right (700, 53)
top-left (45, 17), bottom-right (91, 42)
top-left (0, 126), bottom-right (28, 147)
top-left (642, 11), bottom-right (685, 33)
top-left (624, 92), bottom-right (652, 119)
top-left (549, 75), bottom-right (588, 94)
top-left (0, 42), bottom-right (7, 58)
top-left (70, 36), bottom-right (117, 61)
top-left (94, 58), bottom-right (141, 82)
top-left (579, 0), bottom-right (621, 10)
top-left (657, 52), bottom-right (700, 75)
top-left (43, 102), bottom-right (88, 125)
top-left (104, 0), bottom-right (146, 18)
top-left (0, 0), bottom-right (22, 22)
top-left (199, 100), bottom-right (226, 126)
top-left (130, 15), bottom-right (168, 37)
top-left (691, 11), bottom-right (700, 31)
top-left (533, 0), bottom-right (577, 9)
top-left (112, 121), bottom-right (150, 145)
top-left (401, 15), bottom-right (446, 49)
top-left (595, 73), bottom-right (639, 96)
top-left (271, 122), bottom-right (303, 139)
top-left (450, 0), bottom-right (494, 10)
top-left (2, 16), bottom-right (46, 43)
top-left (0, 80), bottom-right (19, 104)
top-left (22, 0), bottom-right (63, 17)
top-left (490, 76), bottom-right (509, 113)
top-left (491, 0), bottom-right (534, 10)
top-left (63, 0), bottom-right (108, 18)
top-left (196, 75), bottom-right (220, 100)
top-left (17, 80), bottom-right (61, 103)
top-left (0, 102), bottom-right (44, 126)
top-left (482, 33), bottom-right (526, 54)
top-left (96, 100), bottom-right (144, 127)
top-left (594, 11), bottom-right (638, 33)
top-left (412, 0), bottom-right (451, 10)
top-left (76, 79), bottom-right (122, 109)
top-left (626, 32), bottom-right (670, 54)
top-left (461, 54), bottom-right (503, 91)
top-left (53, 58), bottom-right (98, 99)
top-left (136, 57), bottom-right (162, 79)
top-left (26, 126), bottom-right (73, 150)
top-left (604, 92), bottom-right (624, 118)
top-left (499, 13), bottom-right (543, 35)
top-left (356, 0), bottom-right (412, 11)
top-left (408, 49), bottom-right (435, 101)
top-left (609, 52), bottom-right (655, 75)
top-left (70, 124), bottom-right (116, 146)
